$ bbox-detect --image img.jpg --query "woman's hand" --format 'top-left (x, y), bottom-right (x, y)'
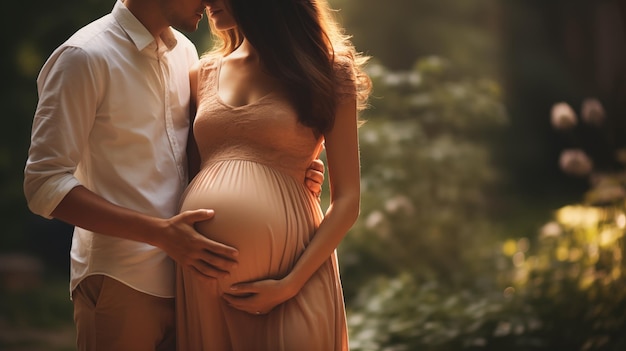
top-left (222, 278), bottom-right (299, 315)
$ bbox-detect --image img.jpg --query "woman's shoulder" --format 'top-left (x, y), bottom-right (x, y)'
top-left (190, 53), bottom-right (222, 85)
top-left (333, 53), bottom-right (357, 99)
top-left (191, 53), bottom-right (222, 96)
top-left (197, 53), bottom-right (221, 71)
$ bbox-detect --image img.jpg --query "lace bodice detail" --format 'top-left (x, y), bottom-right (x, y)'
top-left (192, 57), bottom-right (325, 182)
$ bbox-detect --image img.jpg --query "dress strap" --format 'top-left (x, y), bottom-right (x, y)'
top-left (196, 56), bottom-right (221, 100)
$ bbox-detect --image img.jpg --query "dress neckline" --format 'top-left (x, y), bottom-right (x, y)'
top-left (214, 57), bottom-right (275, 110)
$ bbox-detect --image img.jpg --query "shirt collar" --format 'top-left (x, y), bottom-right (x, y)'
top-left (112, 0), bottom-right (178, 53)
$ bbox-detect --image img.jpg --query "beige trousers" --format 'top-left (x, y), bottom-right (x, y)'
top-left (72, 274), bottom-right (175, 351)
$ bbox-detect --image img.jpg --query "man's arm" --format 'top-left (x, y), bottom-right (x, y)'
top-left (305, 158), bottom-right (325, 196)
top-left (51, 186), bottom-right (238, 278)
top-left (25, 47), bottom-right (237, 278)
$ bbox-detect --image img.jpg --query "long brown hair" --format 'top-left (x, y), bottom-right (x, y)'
top-left (207, 0), bottom-right (371, 134)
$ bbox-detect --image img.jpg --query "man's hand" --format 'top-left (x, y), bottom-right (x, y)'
top-left (305, 159), bottom-right (325, 197)
top-left (158, 209), bottom-right (238, 279)
top-left (48, 186), bottom-right (237, 279)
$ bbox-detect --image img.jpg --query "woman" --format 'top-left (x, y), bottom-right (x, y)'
top-left (176, 0), bottom-right (371, 349)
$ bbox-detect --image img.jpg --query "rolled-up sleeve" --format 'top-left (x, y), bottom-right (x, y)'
top-left (24, 46), bottom-right (100, 218)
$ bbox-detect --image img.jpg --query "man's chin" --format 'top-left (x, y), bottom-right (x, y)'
top-left (173, 22), bottom-right (201, 33)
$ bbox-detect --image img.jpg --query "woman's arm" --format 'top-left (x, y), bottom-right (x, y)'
top-left (283, 97), bottom-right (360, 290)
top-left (223, 96), bottom-right (360, 314)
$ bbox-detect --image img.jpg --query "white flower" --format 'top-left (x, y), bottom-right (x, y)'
top-left (539, 221), bottom-right (562, 238)
top-left (550, 102), bottom-right (578, 130)
top-left (559, 149), bottom-right (593, 177)
top-left (580, 98), bottom-right (605, 126)
top-left (365, 62), bottom-right (386, 78)
top-left (384, 195), bottom-right (414, 215)
top-left (365, 210), bottom-right (385, 229)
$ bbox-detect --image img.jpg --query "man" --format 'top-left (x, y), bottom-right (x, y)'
top-left (23, 0), bottom-right (324, 350)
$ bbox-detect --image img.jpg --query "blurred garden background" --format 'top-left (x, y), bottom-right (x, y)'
top-left (3, 0), bottom-right (626, 350)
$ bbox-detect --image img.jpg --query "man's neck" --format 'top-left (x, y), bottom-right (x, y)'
top-left (123, 0), bottom-right (169, 38)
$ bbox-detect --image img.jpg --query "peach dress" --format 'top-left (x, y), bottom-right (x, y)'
top-left (175, 56), bottom-right (352, 351)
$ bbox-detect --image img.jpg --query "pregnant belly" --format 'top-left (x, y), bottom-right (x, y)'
top-left (179, 160), bottom-right (318, 291)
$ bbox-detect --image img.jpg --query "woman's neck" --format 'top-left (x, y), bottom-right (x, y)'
top-left (231, 39), bottom-right (257, 59)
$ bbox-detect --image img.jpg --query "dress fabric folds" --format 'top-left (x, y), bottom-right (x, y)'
top-left (175, 56), bottom-right (349, 351)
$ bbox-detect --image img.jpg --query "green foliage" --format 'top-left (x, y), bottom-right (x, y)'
top-left (338, 55), bottom-right (515, 348)
top-left (504, 204), bottom-right (626, 350)
top-left (347, 273), bottom-right (541, 351)
top-left (342, 54), bottom-right (626, 351)
top-left (329, 0), bottom-right (502, 75)
top-left (346, 182), bottom-right (626, 350)
top-left (340, 57), bottom-right (508, 300)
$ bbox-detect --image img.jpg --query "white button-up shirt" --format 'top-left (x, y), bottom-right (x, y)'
top-left (24, 0), bottom-right (199, 297)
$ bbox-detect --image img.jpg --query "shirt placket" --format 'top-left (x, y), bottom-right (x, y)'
top-left (157, 52), bottom-right (188, 190)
